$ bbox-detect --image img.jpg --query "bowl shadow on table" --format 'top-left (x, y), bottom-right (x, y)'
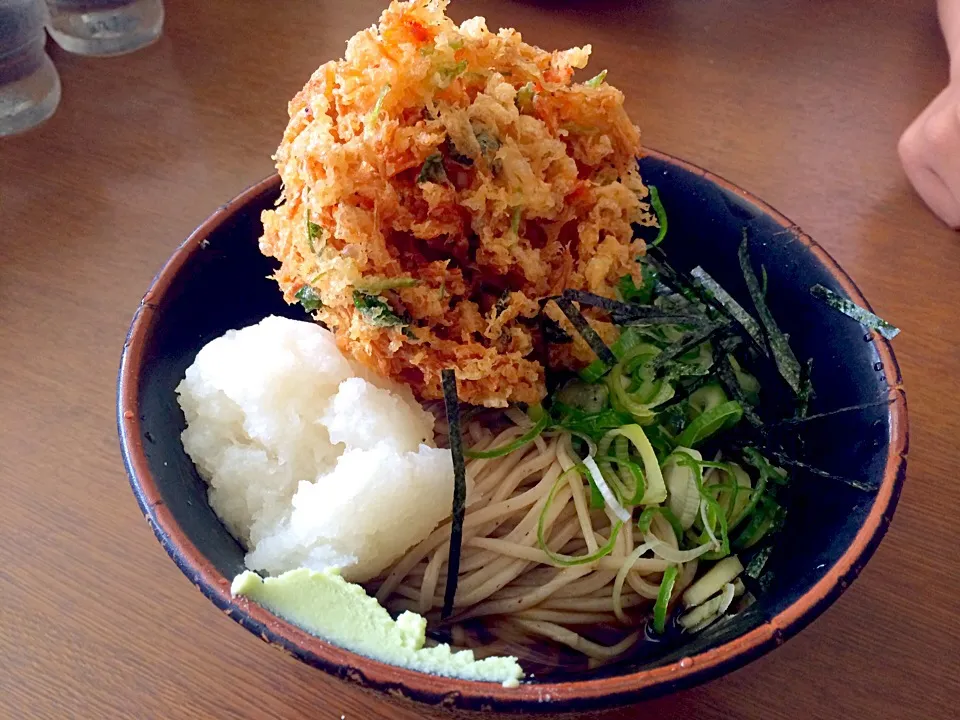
top-left (120, 151), bottom-right (906, 715)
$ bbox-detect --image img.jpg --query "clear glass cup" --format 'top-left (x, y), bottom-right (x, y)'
top-left (44, 0), bottom-right (162, 56)
top-left (0, 0), bottom-right (60, 137)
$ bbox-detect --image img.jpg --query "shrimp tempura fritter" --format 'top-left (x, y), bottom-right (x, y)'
top-left (259, 0), bottom-right (656, 406)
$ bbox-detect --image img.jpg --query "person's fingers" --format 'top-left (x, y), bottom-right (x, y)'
top-left (910, 166), bottom-right (960, 228)
top-left (898, 90), bottom-right (960, 228)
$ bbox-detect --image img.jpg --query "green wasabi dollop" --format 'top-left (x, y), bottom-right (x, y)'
top-left (231, 568), bottom-right (523, 687)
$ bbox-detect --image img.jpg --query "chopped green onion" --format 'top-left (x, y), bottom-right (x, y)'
top-left (584, 69), bottom-right (607, 88)
top-left (555, 380), bottom-right (609, 414)
top-left (653, 565), bottom-right (679, 634)
top-left (580, 327), bottom-right (644, 382)
top-left (537, 466), bottom-right (623, 566)
top-left (367, 83), bottom-right (391, 126)
top-left (810, 284), bottom-right (900, 339)
top-left (510, 206), bottom-right (522, 235)
top-left (438, 60), bottom-right (468, 85)
top-left (552, 404), bottom-right (633, 439)
top-left (647, 185), bottom-right (668, 247)
top-left (636, 506), bottom-right (684, 541)
top-left (440, 369), bottom-right (467, 619)
top-left (448, 38), bottom-right (464, 50)
top-left (688, 383), bottom-right (728, 415)
top-left (676, 400), bottom-right (743, 447)
top-left (354, 276), bottom-right (420, 293)
top-left (583, 455), bottom-right (630, 522)
top-left (516, 82), bottom-right (535, 111)
top-left (464, 411), bottom-right (550, 459)
top-left (295, 285), bottom-right (322, 312)
top-left (604, 424), bottom-right (666, 504)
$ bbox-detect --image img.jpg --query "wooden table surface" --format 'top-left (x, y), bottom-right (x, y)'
top-left (3, 1), bottom-right (959, 718)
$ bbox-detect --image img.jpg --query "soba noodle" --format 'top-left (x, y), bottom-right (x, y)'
top-left (374, 416), bottom-right (702, 665)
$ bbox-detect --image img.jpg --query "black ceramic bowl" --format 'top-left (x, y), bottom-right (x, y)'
top-left (118, 150), bottom-right (908, 715)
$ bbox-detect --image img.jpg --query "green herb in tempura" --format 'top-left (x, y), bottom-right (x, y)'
top-left (417, 152), bottom-right (449, 184)
top-left (355, 276), bottom-right (420, 293)
top-left (584, 69), bottom-right (607, 88)
top-left (353, 290), bottom-right (409, 329)
top-left (367, 83), bottom-right (391, 126)
top-left (295, 285), bottom-right (322, 312)
top-left (306, 212), bottom-right (323, 253)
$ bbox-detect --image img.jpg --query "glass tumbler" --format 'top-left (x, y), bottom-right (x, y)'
top-left (45, 0), bottom-right (162, 56)
top-left (0, 0), bottom-right (60, 137)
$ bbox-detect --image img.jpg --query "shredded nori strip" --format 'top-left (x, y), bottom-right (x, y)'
top-left (690, 266), bottom-right (768, 354)
top-left (440, 369), bottom-right (467, 619)
top-left (560, 289), bottom-right (708, 328)
top-left (554, 297), bottom-right (618, 366)
top-left (541, 314), bottom-right (573, 344)
top-left (615, 312), bottom-right (711, 328)
top-left (810, 284), bottom-right (900, 340)
top-left (768, 398), bottom-right (895, 427)
top-left (738, 234), bottom-right (802, 394)
top-left (759, 448), bottom-right (879, 493)
top-left (717, 354), bottom-right (763, 427)
top-left (795, 358), bottom-right (815, 418)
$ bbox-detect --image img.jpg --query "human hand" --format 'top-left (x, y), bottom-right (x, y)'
top-left (898, 80), bottom-right (960, 228)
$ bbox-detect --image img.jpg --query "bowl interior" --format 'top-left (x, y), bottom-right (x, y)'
top-left (122, 152), bottom-right (902, 697)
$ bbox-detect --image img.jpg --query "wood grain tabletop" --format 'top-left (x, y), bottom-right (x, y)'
top-left (2, 1), bottom-right (958, 718)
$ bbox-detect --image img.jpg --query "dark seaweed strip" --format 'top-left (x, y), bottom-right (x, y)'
top-left (561, 289), bottom-right (634, 314)
top-left (541, 314), bottom-right (573, 344)
top-left (440, 369), bottom-right (467, 619)
top-left (648, 185), bottom-right (668, 247)
top-left (760, 448), bottom-right (879, 493)
top-left (554, 297), bottom-right (618, 366)
top-left (768, 398), bottom-right (895, 427)
top-left (717, 354), bottom-right (763, 427)
top-left (795, 358), bottom-right (815, 418)
top-left (559, 289), bottom-right (705, 328)
top-left (613, 312), bottom-right (711, 328)
top-left (690, 266), bottom-right (768, 355)
top-left (810, 284), bottom-right (901, 340)
top-left (738, 234), bottom-right (802, 394)
top-left (643, 252), bottom-right (706, 307)
top-left (650, 323), bottom-right (725, 371)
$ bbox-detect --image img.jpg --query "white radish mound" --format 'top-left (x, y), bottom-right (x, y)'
top-left (176, 315), bottom-right (455, 583)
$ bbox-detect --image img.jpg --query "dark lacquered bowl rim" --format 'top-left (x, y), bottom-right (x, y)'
top-left (117, 149), bottom-right (908, 714)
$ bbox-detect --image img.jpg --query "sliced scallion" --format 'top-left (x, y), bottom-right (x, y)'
top-left (676, 400), bottom-right (743, 448)
top-left (464, 412), bottom-right (550, 459)
top-left (653, 565), bottom-right (679, 634)
top-left (648, 185), bottom-right (668, 247)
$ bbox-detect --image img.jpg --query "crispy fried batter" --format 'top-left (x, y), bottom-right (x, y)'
top-left (259, 0), bottom-right (655, 406)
